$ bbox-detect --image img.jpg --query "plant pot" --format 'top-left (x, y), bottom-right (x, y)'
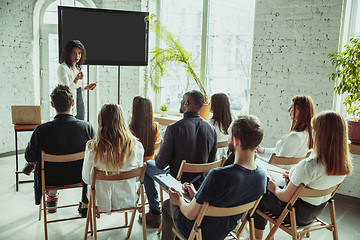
top-left (348, 119), bottom-right (360, 145)
top-left (199, 103), bottom-right (210, 120)
top-left (161, 111), bottom-right (168, 117)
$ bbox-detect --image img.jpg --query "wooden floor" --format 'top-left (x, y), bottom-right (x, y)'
top-left (1, 153), bottom-right (359, 240)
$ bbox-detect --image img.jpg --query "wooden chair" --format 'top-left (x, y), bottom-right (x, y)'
top-left (84, 163), bottom-right (147, 240)
top-left (256, 182), bottom-right (343, 240)
top-left (39, 151), bottom-right (85, 240)
top-left (172, 196), bottom-right (263, 240)
top-left (217, 140), bottom-right (228, 149)
top-left (268, 151), bottom-right (311, 165)
top-left (157, 157), bottom-right (226, 234)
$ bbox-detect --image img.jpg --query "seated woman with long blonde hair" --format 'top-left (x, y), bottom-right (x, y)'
top-left (254, 111), bottom-right (352, 239)
top-left (82, 104), bottom-right (144, 212)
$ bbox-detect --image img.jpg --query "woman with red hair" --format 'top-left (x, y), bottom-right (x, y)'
top-left (257, 95), bottom-right (315, 167)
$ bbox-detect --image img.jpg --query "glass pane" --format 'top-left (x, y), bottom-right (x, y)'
top-left (43, 1), bottom-right (60, 24)
top-left (43, 0), bottom-right (85, 24)
top-left (206, 0), bottom-right (255, 115)
top-left (157, 0), bottom-right (204, 112)
top-left (354, 0), bottom-right (360, 36)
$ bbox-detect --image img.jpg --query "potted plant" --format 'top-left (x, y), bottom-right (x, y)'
top-left (160, 103), bottom-right (169, 117)
top-left (328, 36), bottom-right (360, 144)
top-left (144, 14), bottom-right (210, 119)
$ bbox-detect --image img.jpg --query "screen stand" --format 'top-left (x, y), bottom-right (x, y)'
top-left (87, 65), bottom-right (90, 122)
top-left (118, 66), bottom-right (121, 105)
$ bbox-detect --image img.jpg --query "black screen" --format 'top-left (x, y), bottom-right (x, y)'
top-left (58, 6), bottom-right (149, 66)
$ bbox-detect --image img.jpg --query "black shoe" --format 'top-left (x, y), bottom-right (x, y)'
top-left (46, 195), bottom-right (59, 213)
top-left (22, 163), bottom-right (35, 175)
top-left (78, 202), bottom-right (88, 218)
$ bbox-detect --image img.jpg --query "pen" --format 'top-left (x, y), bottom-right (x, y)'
top-left (189, 175), bottom-right (201, 185)
top-left (267, 169), bottom-right (286, 175)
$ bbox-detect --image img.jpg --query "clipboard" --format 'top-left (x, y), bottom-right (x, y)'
top-left (154, 174), bottom-right (191, 203)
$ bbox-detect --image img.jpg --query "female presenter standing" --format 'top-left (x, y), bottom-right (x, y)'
top-left (57, 40), bottom-right (97, 120)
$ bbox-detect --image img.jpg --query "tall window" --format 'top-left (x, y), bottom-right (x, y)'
top-left (149, 0), bottom-right (256, 115)
top-left (334, 0), bottom-right (360, 116)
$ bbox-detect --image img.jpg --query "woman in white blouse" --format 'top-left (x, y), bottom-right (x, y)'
top-left (209, 93), bottom-right (233, 159)
top-left (57, 40), bottom-right (97, 120)
top-left (257, 95), bottom-right (315, 163)
top-left (254, 111), bottom-right (352, 239)
top-left (82, 104), bottom-right (144, 213)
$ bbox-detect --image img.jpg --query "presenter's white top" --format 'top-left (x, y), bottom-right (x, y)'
top-left (57, 62), bottom-right (84, 116)
top-left (289, 157), bottom-right (345, 206)
top-left (82, 141), bottom-right (144, 213)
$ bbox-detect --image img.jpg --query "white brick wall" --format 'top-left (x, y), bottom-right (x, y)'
top-left (249, 0), bottom-right (343, 146)
top-left (250, 0), bottom-right (360, 198)
top-left (0, 0), bottom-right (36, 154)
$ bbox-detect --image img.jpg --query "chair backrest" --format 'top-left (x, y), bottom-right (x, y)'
top-left (217, 140), bottom-right (228, 149)
top-left (41, 151), bottom-right (85, 186)
top-left (91, 163), bottom-right (147, 188)
top-left (176, 158), bottom-right (226, 180)
top-left (285, 181), bottom-right (343, 207)
top-left (268, 151), bottom-right (311, 165)
top-left (188, 196), bottom-right (263, 240)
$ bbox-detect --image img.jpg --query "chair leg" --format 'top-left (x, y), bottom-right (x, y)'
top-left (84, 197), bottom-right (92, 240)
top-left (290, 210), bottom-right (298, 240)
top-left (249, 218), bottom-right (255, 240)
top-left (158, 221), bottom-right (162, 234)
top-left (236, 217), bottom-right (248, 238)
top-left (38, 200), bottom-right (42, 221)
top-left (329, 200), bottom-right (339, 240)
top-left (42, 193), bottom-right (48, 240)
top-left (125, 212), bottom-right (128, 226)
top-left (127, 210), bottom-right (137, 238)
top-left (141, 187), bottom-right (147, 240)
top-left (92, 201), bottom-right (97, 240)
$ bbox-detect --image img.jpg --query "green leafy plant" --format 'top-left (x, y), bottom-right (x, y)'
top-left (328, 36), bottom-right (360, 120)
top-left (144, 14), bottom-right (206, 99)
top-left (160, 103), bottom-right (169, 112)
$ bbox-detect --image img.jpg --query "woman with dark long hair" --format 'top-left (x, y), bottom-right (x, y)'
top-left (209, 93), bottom-right (232, 159)
top-left (82, 104), bottom-right (144, 213)
top-left (257, 95), bottom-right (315, 166)
top-left (209, 93), bottom-right (233, 142)
top-left (129, 96), bottom-right (160, 161)
top-left (254, 111), bottom-right (352, 239)
top-left (57, 40), bottom-right (97, 120)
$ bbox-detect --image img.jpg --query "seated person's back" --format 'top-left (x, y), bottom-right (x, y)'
top-left (82, 104), bottom-right (144, 212)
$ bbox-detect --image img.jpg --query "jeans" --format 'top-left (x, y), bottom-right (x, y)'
top-left (144, 160), bottom-right (169, 212)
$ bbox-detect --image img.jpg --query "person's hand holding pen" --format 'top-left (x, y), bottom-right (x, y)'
top-left (84, 81), bottom-right (100, 90)
top-left (182, 175), bottom-right (200, 200)
top-left (283, 171), bottom-right (290, 183)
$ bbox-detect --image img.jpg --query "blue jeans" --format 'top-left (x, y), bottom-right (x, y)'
top-left (144, 160), bottom-right (169, 212)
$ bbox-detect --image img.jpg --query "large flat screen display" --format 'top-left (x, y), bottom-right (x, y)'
top-left (58, 6), bottom-right (149, 66)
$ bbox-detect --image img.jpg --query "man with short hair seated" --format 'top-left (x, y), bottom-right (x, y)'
top-left (141, 90), bottom-right (218, 227)
top-left (161, 115), bottom-right (267, 240)
top-left (24, 85), bottom-right (94, 217)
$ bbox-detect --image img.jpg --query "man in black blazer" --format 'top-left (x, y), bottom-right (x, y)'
top-left (24, 85), bottom-right (94, 216)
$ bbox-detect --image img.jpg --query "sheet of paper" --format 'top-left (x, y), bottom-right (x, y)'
top-left (255, 159), bottom-right (287, 187)
top-left (154, 174), bottom-right (191, 202)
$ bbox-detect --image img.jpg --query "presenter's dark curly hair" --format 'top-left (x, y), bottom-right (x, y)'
top-left (60, 40), bottom-right (86, 70)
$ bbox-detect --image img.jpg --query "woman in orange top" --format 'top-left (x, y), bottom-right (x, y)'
top-left (129, 96), bottom-right (161, 161)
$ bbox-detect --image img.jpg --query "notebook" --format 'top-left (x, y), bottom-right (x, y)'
top-left (11, 106), bottom-right (41, 125)
top-left (255, 159), bottom-right (287, 187)
top-left (154, 174), bottom-right (191, 203)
